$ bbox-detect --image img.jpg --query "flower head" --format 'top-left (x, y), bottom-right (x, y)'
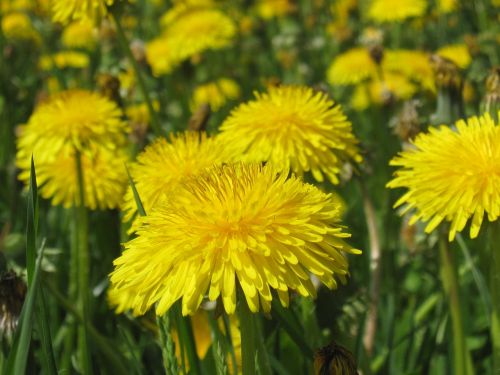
top-left (111, 163), bottom-right (360, 316)
top-left (61, 20), bottom-right (97, 50)
top-left (387, 113), bottom-right (500, 241)
top-left (122, 131), bottom-right (233, 231)
top-left (436, 44), bottom-right (472, 69)
top-left (0, 270), bottom-right (26, 339)
top-left (39, 51), bottom-right (90, 70)
top-left (1, 12), bottom-right (41, 43)
top-left (383, 49), bottom-right (434, 91)
top-left (219, 85), bottom-right (362, 184)
top-left (190, 78), bottom-right (241, 112)
top-left (255, 0), bottom-right (296, 19)
top-left (146, 7), bottom-right (236, 76)
top-left (51, 0), bottom-right (115, 24)
top-left (16, 90), bottom-right (127, 160)
top-left (327, 48), bottom-right (378, 86)
top-left (368, 0), bottom-right (426, 23)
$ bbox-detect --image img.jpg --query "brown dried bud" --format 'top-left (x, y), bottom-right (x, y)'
top-left (392, 100), bottom-right (421, 142)
top-left (314, 341), bottom-right (359, 375)
top-left (429, 54), bottom-right (463, 90)
top-left (369, 45), bottom-right (384, 66)
top-left (0, 270), bottom-right (26, 339)
top-left (188, 103), bottom-right (211, 132)
top-left (96, 73), bottom-right (122, 106)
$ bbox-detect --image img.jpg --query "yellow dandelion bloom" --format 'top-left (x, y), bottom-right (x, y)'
top-left (61, 20), bottom-right (97, 50)
top-left (436, 44), bottom-right (472, 69)
top-left (110, 163), bottom-right (360, 316)
top-left (1, 12), bottom-right (40, 43)
top-left (351, 71), bottom-right (417, 110)
top-left (219, 85), bottom-right (362, 184)
top-left (122, 131), bottom-right (233, 231)
top-left (146, 8), bottom-right (236, 76)
top-left (255, 0), bottom-right (296, 19)
top-left (383, 49), bottom-right (434, 91)
top-left (387, 113), bottom-right (500, 241)
top-left (436, 0), bottom-right (457, 13)
top-left (16, 90), bottom-right (127, 163)
top-left (190, 78), bottom-right (241, 112)
top-left (51, 0), bottom-right (114, 24)
top-left (368, 0), bottom-right (426, 23)
top-left (39, 51), bottom-right (90, 70)
top-left (327, 48), bottom-right (378, 86)
top-left (17, 145), bottom-right (128, 209)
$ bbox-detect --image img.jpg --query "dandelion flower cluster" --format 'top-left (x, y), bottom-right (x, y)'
top-left (122, 131), bottom-right (233, 230)
top-left (368, 0), bottom-right (427, 23)
top-left (111, 163), bottom-right (360, 316)
top-left (16, 90), bottom-right (129, 209)
top-left (219, 85), bottom-right (362, 184)
top-left (387, 113), bottom-right (500, 241)
top-left (146, 5), bottom-right (236, 76)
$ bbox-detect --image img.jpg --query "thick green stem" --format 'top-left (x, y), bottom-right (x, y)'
top-left (75, 152), bottom-right (92, 375)
top-left (439, 235), bottom-right (474, 375)
top-left (489, 222), bottom-right (500, 373)
top-left (238, 299), bottom-right (257, 375)
top-left (111, 12), bottom-right (163, 137)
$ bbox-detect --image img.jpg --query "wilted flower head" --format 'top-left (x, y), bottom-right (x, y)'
top-left (122, 131), bottom-right (233, 231)
top-left (387, 113), bottom-right (500, 241)
top-left (368, 0), bottom-right (427, 23)
top-left (111, 163), bottom-right (360, 316)
top-left (0, 270), bottom-right (27, 339)
top-left (220, 85), bottom-right (362, 184)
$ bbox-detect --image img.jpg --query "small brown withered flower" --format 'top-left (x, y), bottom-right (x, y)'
top-left (314, 341), bottom-right (359, 375)
top-left (0, 270), bottom-right (27, 339)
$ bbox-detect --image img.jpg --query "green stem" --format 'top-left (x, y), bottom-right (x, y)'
top-left (75, 151), bottom-right (92, 375)
top-left (439, 235), bottom-right (474, 375)
top-left (111, 12), bottom-right (163, 137)
top-left (238, 299), bottom-right (257, 375)
top-left (489, 222), bottom-right (500, 373)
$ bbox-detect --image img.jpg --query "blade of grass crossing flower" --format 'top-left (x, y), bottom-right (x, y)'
top-left (4, 241), bottom-right (46, 375)
top-left (157, 314), bottom-right (179, 375)
top-left (173, 305), bottom-right (201, 375)
top-left (125, 165), bottom-right (146, 216)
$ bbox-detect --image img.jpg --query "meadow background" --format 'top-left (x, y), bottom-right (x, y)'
top-left (1, 0), bottom-right (500, 374)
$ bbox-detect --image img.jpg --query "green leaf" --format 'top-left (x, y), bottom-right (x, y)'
top-left (126, 164), bottom-right (146, 217)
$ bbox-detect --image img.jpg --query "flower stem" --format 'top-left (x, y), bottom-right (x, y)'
top-left (238, 299), bottom-right (257, 375)
top-left (75, 151), bottom-right (92, 375)
top-left (111, 12), bottom-right (163, 137)
top-left (489, 222), bottom-right (500, 373)
top-left (438, 234), bottom-right (474, 375)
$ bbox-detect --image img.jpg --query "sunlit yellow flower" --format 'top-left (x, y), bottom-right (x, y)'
top-left (255, 0), bottom-right (296, 19)
top-left (61, 20), bottom-right (97, 50)
top-left (219, 85), bottom-right (362, 184)
top-left (191, 78), bottom-right (241, 112)
top-left (111, 163), bottom-right (360, 316)
top-left (1, 12), bottom-right (40, 43)
top-left (436, 44), bottom-right (472, 69)
top-left (146, 7), bottom-right (236, 76)
top-left (368, 0), bottom-right (426, 23)
top-left (387, 113), bottom-right (500, 241)
top-left (51, 0), bottom-right (115, 24)
top-left (17, 145), bottom-right (128, 209)
top-left (351, 72), bottom-right (417, 110)
top-left (1, 0), bottom-right (33, 12)
top-left (436, 0), bottom-right (457, 13)
top-left (383, 49), bottom-right (434, 91)
top-left (39, 51), bottom-right (90, 70)
top-left (327, 48), bottom-right (378, 86)
top-left (16, 90), bottom-right (127, 161)
top-left (122, 131), bottom-right (233, 231)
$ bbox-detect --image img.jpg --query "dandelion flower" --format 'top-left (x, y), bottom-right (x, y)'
top-left (327, 48), bottom-right (378, 86)
top-left (368, 0), bottom-right (427, 23)
top-left (219, 85), bottom-right (362, 184)
top-left (190, 78), bottom-right (241, 112)
top-left (1, 12), bottom-right (41, 43)
top-left (22, 146), bottom-right (128, 209)
top-left (255, 0), bottom-right (296, 19)
top-left (383, 49), bottom-right (434, 91)
top-left (61, 20), bottom-right (97, 50)
top-left (437, 44), bottom-right (472, 69)
top-left (110, 163), bottom-right (360, 316)
top-left (16, 90), bottom-right (127, 160)
top-left (39, 51), bottom-right (90, 70)
top-left (146, 7), bottom-right (236, 76)
top-left (387, 113), bottom-right (500, 241)
top-left (51, 0), bottom-right (115, 24)
top-left (122, 131), bottom-right (233, 231)
top-left (436, 0), bottom-right (457, 13)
